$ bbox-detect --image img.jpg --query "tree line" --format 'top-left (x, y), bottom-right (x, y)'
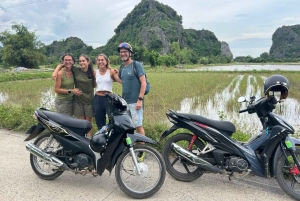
top-left (1, 23), bottom-right (299, 69)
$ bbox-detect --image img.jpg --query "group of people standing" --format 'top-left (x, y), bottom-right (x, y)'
top-left (52, 42), bottom-right (147, 142)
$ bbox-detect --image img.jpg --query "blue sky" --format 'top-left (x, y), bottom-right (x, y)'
top-left (0, 0), bottom-right (299, 58)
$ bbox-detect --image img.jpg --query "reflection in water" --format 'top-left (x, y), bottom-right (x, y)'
top-left (40, 88), bottom-right (55, 110)
top-left (186, 65), bottom-right (300, 71)
top-left (0, 91), bottom-right (8, 104)
top-left (178, 75), bottom-right (300, 136)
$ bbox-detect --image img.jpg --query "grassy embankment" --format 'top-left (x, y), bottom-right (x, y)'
top-left (0, 69), bottom-right (300, 150)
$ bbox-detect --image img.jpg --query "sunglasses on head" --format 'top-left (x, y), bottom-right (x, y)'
top-left (119, 43), bottom-right (130, 48)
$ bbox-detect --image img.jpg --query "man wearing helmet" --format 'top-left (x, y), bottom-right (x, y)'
top-left (117, 42), bottom-right (147, 160)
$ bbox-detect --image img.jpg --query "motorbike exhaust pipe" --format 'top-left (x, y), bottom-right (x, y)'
top-left (26, 142), bottom-right (70, 170)
top-left (171, 143), bottom-right (226, 174)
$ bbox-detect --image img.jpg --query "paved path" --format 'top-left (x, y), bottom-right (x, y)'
top-left (0, 129), bottom-right (294, 201)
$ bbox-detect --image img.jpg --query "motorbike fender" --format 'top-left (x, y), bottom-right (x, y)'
top-left (24, 123), bottom-right (45, 141)
top-left (269, 137), bottom-right (300, 177)
top-left (269, 144), bottom-right (281, 178)
top-left (108, 142), bottom-right (126, 173)
top-left (129, 133), bottom-right (157, 144)
top-left (159, 125), bottom-right (178, 141)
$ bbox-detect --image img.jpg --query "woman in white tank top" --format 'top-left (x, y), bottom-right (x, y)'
top-left (93, 54), bottom-right (122, 131)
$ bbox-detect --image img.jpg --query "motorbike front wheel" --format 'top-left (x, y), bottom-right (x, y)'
top-left (115, 144), bottom-right (166, 199)
top-left (30, 133), bottom-right (64, 180)
top-left (162, 133), bottom-right (205, 182)
top-left (276, 148), bottom-right (300, 200)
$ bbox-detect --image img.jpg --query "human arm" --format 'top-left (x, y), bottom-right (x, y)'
top-left (93, 71), bottom-right (97, 88)
top-left (110, 68), bottom-right (122, 84)
top-left (52, 64), bottom-right (64, 80)
top-left (54, 70), bottom-right (82, 95)
top-left (136, 75), bottom-right (146, 110)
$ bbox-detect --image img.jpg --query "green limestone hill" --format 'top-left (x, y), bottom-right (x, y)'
top-left (44, 0), bottom-right (232, 62)
top-left (93, 0), bottom-right (232, 58)
top-left (45, 37), bottom-right (93, 63)
top-left (270, 24), bottom-right (300, 59)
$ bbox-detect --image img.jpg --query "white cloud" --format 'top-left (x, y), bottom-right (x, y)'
top-left (0, 0), bottom-right (299, 57)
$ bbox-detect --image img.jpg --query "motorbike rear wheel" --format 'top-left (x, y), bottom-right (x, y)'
top-left (115, 145), bottom-right (166, 199)
top-left (162, 133), bottom-right (205, 182)
top-left (30, 133), bottom-right (64, 180)
top-left (276, 148), bottom-right (300, 200)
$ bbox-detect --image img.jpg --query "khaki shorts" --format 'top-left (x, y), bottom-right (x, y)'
top-left (73, 101), bottom-right (93, 118)
top-left (55, 99), bottom-right (73, 116)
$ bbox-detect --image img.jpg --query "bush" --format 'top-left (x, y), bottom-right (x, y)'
top-left (0, 104), bottom-right (36, 131)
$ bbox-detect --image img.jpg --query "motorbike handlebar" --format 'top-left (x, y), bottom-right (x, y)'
top-left (239, 108), bottom-right (249, 113)
top-left (239, 104), bottom-right (255, 114)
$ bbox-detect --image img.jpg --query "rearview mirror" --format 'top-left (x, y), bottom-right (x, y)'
top-left (238, 97), bottom-right (246, 103)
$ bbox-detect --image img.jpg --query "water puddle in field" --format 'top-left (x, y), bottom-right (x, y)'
top-left (0, 87), bottom-right (56, 110)
top-left (177, 75), bottom-right (300, 136)
top-left (0, 91), bottom-right (8, 104)
top-left (40, 88), bottom-right (55, 110)
top-left (184, 64), bottom-right (300, 71)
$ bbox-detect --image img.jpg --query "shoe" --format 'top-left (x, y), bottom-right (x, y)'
top-left (137, 151), bottom-right (147, 162)
top-left (85, 134), bottom-right (91, 139)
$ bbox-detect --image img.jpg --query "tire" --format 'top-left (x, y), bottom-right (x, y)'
top-left (276, 148), bottom-right (300, 200)
top-left (115, 145), bottom-right (166, 199)
top-left (162, 133), bottom-right (205, 182)
top-left (30, 133), bottom-right (64, 180)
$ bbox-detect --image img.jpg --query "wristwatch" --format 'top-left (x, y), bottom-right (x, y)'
top-left (138, 97), bottom-right (144, 101)
top-left (68, 89), bottom-right (71, 94)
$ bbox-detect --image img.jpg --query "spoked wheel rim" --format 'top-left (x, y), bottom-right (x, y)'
top-left (280, 162), bottom-right (300, 192)
top-left (119, 148), bottom-right (163, 194)
top-left (276, 149), bottom-right (300, 199)
top-left (32, 136), bottom-right (62, 175)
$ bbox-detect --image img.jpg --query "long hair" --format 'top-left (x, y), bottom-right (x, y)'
top-left (79, 54), bottom-right (95, 83)
top-left (96, 53), bottom-right (111, 69)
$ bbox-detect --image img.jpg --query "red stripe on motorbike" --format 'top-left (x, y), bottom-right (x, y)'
top-left (194, 122), bottom-right (208, 128)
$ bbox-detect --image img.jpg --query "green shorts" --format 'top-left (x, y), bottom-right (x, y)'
top-left (73, 100), bottom-right (93, 118)
top-left (55, 99), bottom-right (73, 116)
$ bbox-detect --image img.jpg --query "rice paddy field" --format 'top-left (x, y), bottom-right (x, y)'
top-left (0, 70), bottom-right (299, 142)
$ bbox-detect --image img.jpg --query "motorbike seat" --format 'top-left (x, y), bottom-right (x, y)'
top-left (175, 112), bottom-right (236, 134)
top-left (42, 110), bottom-right (92, 135)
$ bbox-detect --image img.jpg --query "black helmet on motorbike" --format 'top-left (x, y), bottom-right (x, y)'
top-left (264, 74), bottom-right (289, 99)
top-left (90, 134), bottom-right (107, 153)
top-left (117, 42), bottom-right (133, 53)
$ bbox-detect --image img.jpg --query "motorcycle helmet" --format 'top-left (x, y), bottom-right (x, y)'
top-left (264, 74), bottom-right (289, 99)
top-left (90, 133), bottom-right (107, 153)
top-left (117, 42), bottom-right (133, 53)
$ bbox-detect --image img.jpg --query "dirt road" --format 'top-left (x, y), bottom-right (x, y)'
top-left (0, 129), bottom-right (294, 201)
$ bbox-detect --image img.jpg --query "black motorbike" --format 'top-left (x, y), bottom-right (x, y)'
top-left (25, 93), bottom-right (166, 199)
top-left (160, 92), bottom-right (300, 200)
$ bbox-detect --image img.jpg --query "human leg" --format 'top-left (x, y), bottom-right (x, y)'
top-left (128, 104), bottom-right (146, 160)
top-left (55, 99), bottom-right (73, 116)
top-left (128, 103), bottom-right (143, 129)
top-left (74, 101), bottom-right (94, 137)
top-left (93, 95), bottom-right (107, 130)
top-left (84, 103), bottom-right (94, 137)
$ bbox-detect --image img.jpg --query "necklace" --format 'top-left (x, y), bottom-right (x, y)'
top-left (65, 70), bottom-right (72, 78)
top-left (99, 69), bottom-right (106, 75)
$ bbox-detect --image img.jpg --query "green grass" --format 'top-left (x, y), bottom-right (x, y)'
top-left (0, 71), bottom-right (52, 82)
top-left (1, 69), bottom-right (300, 144)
